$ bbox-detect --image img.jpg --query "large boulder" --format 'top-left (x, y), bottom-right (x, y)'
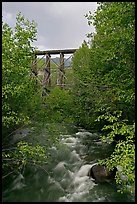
top-left (88, 164), bottom-right (116, 183)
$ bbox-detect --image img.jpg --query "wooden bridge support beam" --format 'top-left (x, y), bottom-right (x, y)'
top-left (34, 49), bottom-right (77, 88)
top-left (58, 53), bottom-right (65, 87)
top-left (43, 53), bottom-right (51, 86)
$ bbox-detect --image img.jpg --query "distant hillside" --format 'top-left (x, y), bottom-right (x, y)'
top-left (36, 56), bottom-right (72, 70)
top-left (51, 57), bottom-right (72, 67)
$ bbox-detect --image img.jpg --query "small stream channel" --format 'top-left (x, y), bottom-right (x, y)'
top-left (2, 123), bottom-right (135, 202)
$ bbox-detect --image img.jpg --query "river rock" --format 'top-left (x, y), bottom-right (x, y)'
top-left (13, 127), bottom-right (32, 142)
top-left (88, 164), bottom-right (116, 183)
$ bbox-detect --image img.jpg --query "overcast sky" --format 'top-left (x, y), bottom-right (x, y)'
top-left (2, 2), bottom-right (98, 51)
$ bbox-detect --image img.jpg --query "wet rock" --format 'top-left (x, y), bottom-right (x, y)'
top-left (88, 164), bottom-right (116, 183)
top-left (13, 127), bottom-right (34, 142)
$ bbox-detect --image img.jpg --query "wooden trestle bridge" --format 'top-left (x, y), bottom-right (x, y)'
top-left (31, 49), bottom-right (77, 88)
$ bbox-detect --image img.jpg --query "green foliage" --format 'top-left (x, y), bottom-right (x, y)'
top-left (2, 141), bottom-right (47, 175)
top-left (71, 41), bottom-right (96, 129)
top-left (98, 140), bottom-right (135, 194)
top-left (2, 12), bottom-right (38, 136)
top-left (2, 13), bottom-right (49, 178)
top-left (2, 12), bottom-right (75, 180)
top-left (43, 86), bottom-right (74, 123)
top-left (71, 2), bottom-right (135, 193)
top-left (2, 4), bottom-right (135, 195)
top-left (96, 110), bottom-right (134, 142)
top-left (96, 110), bottom-right (135, 193)
top-left (85, 2), bottom-right (135, 121)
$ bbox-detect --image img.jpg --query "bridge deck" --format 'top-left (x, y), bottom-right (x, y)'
top-left (35, 49), bottom-right (77, 55)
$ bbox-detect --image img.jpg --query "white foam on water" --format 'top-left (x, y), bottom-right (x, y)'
top-left (49, 132), bottom-right (98, 202)
top-left (75, 131), bottom-right (84, 136)
top-left (76, 182), bottom-right (87, 192)
top-left (76, 164), bottom-right (92, 177)
top-left (72, 175), bottom-right (89, 187)
top-left (54, 161), bottom-right (68, 176)
top-left (58, 163), bottom-right (97, 202)
top-left (76, 131), bottom-right (93, 137)
top-left (62, 142), bottom-right (76, 149)
top-left (58, 196), bottom-right (70, 202)
top-left (61, 136), bottom-right (79, 150)
top-left (50, 146), bottom-right (57, 151)
top-left (11, 173), bottom-right (26, 190)
top-left (58, 176), bottom-right (96, 202)
top-left (47, 179), bottom-right (65, 194)
top-left (63, 137), bottom-right (78, 144)
top-left (70, 150), bottom-right (81, 162)
top-left (61, 135), bottom-right (87, 156)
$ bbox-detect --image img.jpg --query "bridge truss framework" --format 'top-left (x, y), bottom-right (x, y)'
top-left (32, 49), bottom-right (77, 88)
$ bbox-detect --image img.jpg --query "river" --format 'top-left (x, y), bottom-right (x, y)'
top-left (2, 123), bottom-right (135, 202)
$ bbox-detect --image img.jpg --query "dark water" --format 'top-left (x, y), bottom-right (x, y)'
top-left (2, 123), bottom-right (135, 202)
